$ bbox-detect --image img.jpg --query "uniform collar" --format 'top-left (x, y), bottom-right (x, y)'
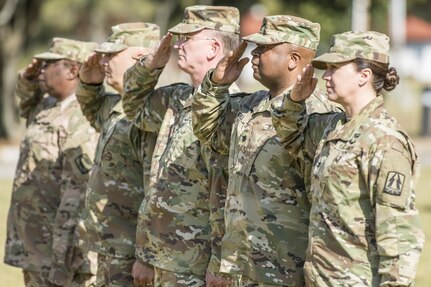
top-left (326, 95), bottom-right (384, 142)
top-left (57, 94), bottom-right (76, 111)
top-left (111, 99), bottom-right (124, 114)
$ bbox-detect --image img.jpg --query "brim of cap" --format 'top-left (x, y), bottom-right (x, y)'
top-left (94, 42), bottom-right (128, 54)
top-left (242, 32), bottom-right (284, 45)
top-left (168, 23), bottom-right (205, 34)
top-left (33, 52), bottom-right (65, 60)
top-left (312, 52), bottom-right (354, 70)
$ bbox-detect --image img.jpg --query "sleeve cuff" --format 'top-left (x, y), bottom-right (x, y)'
top-left (200, 69), bottom-right (232, 98)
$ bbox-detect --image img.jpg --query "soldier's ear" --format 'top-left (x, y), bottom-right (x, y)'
top-left (207, 39), bottom-right (221, 60)
top-left (358, 67), bottom-right (372, 87)
top-left (66, 63), bottom-right (80, 80)
top-left (288, 51), bottom-right (301, 70)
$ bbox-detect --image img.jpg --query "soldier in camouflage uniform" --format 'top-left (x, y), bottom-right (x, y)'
top-left (192, 16), bottom-right (339, 286)
top-left (4, 38), bottom-right (98, 287)
top-left (271, 31), bottom-right (424, 286)
top-left (122, 5), bottom-right (241, 287)
top-left (76, 22), bottom-right (160, 287)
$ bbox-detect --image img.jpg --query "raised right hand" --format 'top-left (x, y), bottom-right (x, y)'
top-left (79, 53), bottom-right (105, 85)
top-left (290, 64), bottom-right (318, 102)
top-left (22, 58), bottom-right (42, 81)
top-left (211, 41), bottom-right (249, 85)
top-left (143, 33), bottom-right (173, 70)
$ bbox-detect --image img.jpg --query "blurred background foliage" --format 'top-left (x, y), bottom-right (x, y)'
top-left (1, 0), bottom-right (431, 139)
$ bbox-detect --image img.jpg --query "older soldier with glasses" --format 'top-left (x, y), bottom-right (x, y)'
top-left (122, 5), bottom-right (241, 287)
top-left (76, 22), bottom-right (160, 287)
top-left (4, 37), bottom-right (98, 287)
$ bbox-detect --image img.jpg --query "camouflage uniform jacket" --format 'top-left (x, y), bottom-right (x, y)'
top-left (271, 95), bottom-right (424, 286)
top-left (192, 71), bottom-right (337, 285)
top-left (4, 73), bottom-right (98, 285)
top-left (122, 62), bottom-right (238, 276)
top-left (76, 82), bottom-right (148, 259)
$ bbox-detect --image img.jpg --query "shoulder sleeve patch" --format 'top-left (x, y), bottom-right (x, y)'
top-left (383, 171), bottom-right (405, 196)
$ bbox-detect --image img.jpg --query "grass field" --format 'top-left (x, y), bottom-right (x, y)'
top-left (0, 165), bottom-right (430, 286)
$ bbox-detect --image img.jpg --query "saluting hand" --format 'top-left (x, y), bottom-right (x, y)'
top-left (143, 33), bottom-right (173, 70)
top-left (290, 64), bottom-right (318, 102)
top-left (211, 41), bottom-right (249, 85)
top-left (22, 58), bottom-right (42, 81)
top-left (79, 53), bottom-right (105, 85)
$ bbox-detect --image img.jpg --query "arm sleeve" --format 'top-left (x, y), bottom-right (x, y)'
top-left (16, 72), bottom-right (44, 120)
top-left (202, 147), bottom-right (230, 275)
top-left (122, 60), bottom-right (168, 133)
top-left (192, 70), bottom-right (244, 155)
top-left (371, 136), bottom-right (424, 286)
top-left (48, 125), bottom-right (95, 285)
top-left (76, 82), bottom-right (121, 132)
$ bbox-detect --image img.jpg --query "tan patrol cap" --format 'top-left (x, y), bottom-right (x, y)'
top-left (34, 37), bottom-right (97, 63)
top-left (312, 31), bottom-right (390, 70)
top-left (168, 5), bottom-right (240, 34)
top-left (95, 22), bottom-right (160, 53)
top-left (243, 15), bottom-right (320, 50)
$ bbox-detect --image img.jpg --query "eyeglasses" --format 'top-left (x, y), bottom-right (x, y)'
top-left (41, 59), bottom-right (63, 69)
top-left (176, 35), bottom-right (216, 45)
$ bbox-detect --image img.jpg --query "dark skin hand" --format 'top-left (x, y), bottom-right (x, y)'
top-left (290, 64), bottom-right (318, 102)
top-left (23, 58), bottom-right (42, 81)
top-left (210, 41), bottom-right (250, 85)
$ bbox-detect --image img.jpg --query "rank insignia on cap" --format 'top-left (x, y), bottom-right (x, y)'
top-left (383, 171), bottom-right (405, 196)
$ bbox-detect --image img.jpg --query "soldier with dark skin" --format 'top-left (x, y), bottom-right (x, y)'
top-left (271, 31), bottom-right (424, 287)
top-left (192, 16), bottom-right (338, 286)
top-left (4, 38), bottom-right (98, 287)
top-left (76, 23), bottom-right (160, 287)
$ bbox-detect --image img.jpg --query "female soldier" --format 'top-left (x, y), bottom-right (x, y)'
top-left (271, 31), bottom-right (424, 286)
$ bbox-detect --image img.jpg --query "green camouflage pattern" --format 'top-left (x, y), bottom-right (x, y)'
top-left (34, 37), bottom-right (97, 63)
top-left (94, 22), bottom-right (160, 54)
top-left (4, 73), bottom-right (98, 286)
top-left (243, 15), bottom-right (320, 50)
top-left (154, 266), bottom-right (205, 287)
top-left (192, 71), bottom-right (338, 285)
top-left (168, 5), bottom-right (240, 34)
top-left (312, 31), bottom-right (390, 69)
top-left (95, 254), bottom-right (135, 287)
top-left (122, 62), bottom-right (240, 277)
top-left (23, 269), bottom-right (96, 287)
top-left (271, 95), bottom-right (424, 286)
top-left (75, 82), bottom-right (148, 259)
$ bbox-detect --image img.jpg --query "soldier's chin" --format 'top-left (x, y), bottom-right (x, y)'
top-left (252, 70), bottom-right (261, 81)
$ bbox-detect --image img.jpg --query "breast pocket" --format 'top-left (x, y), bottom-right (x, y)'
top-left (317, 142), bottom-right (361, 206)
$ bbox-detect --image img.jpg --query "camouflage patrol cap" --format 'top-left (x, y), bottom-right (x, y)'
top-left (242, 15), bottom-right (320, 50)
top-left (94, 22), bottom-right (160, 53)
top-left (34, 37), bottom-right (97, 63)
top-left (168, 5), bottom-right (240, 34)
top-left (312, 31), bottom-right (390, 70)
